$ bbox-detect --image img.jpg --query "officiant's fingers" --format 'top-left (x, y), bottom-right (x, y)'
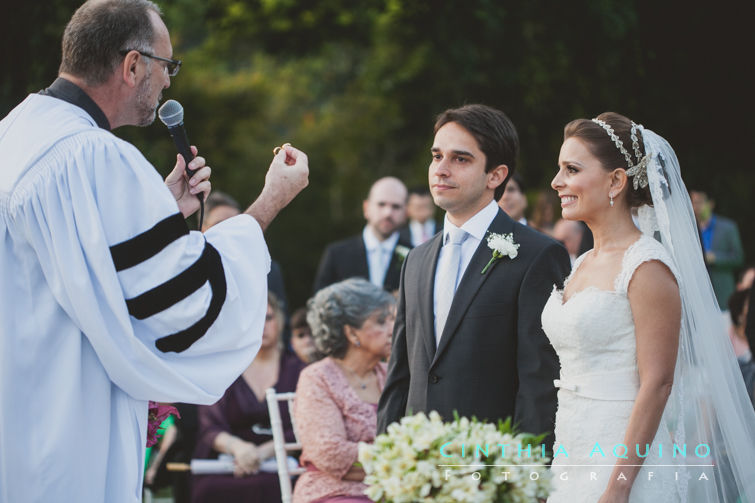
top-left (282, 144), bottom-right (307, 167)
top-left (175, 145), bottom-right (200, 175)
top-left (165, 154), bottom-right (185, 184)
top-left (187, 161), bottom-right (210, 197)
top-left (190, 179), bottom-right (211, 201)
top-left (186, 153), bottom-right (206, 178)
top-left (188, 163), bottom-right (210, 186)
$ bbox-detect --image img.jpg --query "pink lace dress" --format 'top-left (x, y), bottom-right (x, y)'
top-left (292, 357), bottom-right (386, 503)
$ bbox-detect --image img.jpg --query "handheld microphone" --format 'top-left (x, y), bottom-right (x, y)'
top-left (158, 99), bottom-right (204, 229)
top-left (158, 99), bottom-right (197, 177)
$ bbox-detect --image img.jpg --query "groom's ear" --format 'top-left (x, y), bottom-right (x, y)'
top-left (486, 164), bottom-right (509, 191)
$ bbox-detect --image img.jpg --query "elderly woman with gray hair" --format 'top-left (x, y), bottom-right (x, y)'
top-left (293, 278), bottom-right (395, 503)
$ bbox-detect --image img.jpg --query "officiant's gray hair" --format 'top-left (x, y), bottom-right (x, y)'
top-left (307, 278), bottom-right (395, 359)
top-left (60, 0), bottom-right (162, 86)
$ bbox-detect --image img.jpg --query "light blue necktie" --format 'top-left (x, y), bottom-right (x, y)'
top-left (435, 227), bottom-right (468, 346)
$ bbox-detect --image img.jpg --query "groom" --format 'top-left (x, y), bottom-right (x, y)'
top-left (377, 105), bottom-right (570, 440)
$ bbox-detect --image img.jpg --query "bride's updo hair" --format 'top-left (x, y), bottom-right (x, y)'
top-left (564, 112), bottom-right (653, 208)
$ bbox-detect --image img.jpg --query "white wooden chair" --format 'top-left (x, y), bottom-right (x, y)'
top-left (266, 388), bottom-right (305, 503)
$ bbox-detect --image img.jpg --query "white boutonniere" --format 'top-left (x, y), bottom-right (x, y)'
top-left (481, 232), bottom-right (519, 274)
top-left (394, 244), bottom-right (411, 264)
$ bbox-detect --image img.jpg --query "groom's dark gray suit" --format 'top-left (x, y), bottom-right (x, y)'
top-left (377, 208), bottom-right (570, 439)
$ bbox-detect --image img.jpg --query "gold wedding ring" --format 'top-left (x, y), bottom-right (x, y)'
top-left (273, 142), bottom-right (292, 156)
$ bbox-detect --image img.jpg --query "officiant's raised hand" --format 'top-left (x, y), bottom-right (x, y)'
top-left (246, 143), bottom-right (309, 231)
top-left (165, 145), bottom-right (212, 218)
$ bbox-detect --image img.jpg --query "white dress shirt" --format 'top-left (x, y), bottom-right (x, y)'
top-left (363, 226), bottom-right (399, 288)
top-left (409, 219), bottom-right (437, 246)
top-left (433, 199), bottom-right (499, 321)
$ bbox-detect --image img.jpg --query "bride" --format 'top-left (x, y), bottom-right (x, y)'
top-left (542, 112), bottom-right (755, 502)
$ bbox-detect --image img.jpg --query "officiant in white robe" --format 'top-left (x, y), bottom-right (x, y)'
top-left (0, 1), bottom-right (309, 502)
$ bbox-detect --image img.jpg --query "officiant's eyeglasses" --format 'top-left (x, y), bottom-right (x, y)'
top-left (121, 49), bottom-right (182, 77)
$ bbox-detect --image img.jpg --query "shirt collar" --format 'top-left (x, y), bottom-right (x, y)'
top-left (442, 199), bottom-right (498, 243)
top-left (39, 77), bottom-right (111, 130)
top-left (410, 219), bottom-right (434, 233)
top-left (363, 226), bottom-right (399, 252)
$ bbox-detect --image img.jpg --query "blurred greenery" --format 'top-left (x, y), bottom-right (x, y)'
top-left (2, 0), bottom-right (753, 309)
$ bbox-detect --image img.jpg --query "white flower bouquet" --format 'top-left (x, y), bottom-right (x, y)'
top-left (358, 412), bottom-right (551, 503)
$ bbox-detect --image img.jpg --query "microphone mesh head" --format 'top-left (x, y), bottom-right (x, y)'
top-left (158, 99), bottom-right (184, 127)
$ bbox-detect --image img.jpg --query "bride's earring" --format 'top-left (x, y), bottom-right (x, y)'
top-left (609, 193), bottom-right (615, 207)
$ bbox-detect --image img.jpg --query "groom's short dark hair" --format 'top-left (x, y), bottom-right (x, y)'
top-left (434, 104), bottom-right (519, 201)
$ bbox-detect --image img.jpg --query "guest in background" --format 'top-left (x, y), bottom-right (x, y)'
top-left (314, 177), bottom-right (411, 294)
top-left (529, 190), bottom-right (558, 235)
top-left (402, 186), bottom-right (439, 246)
top-left (577, 221), bottom-right (594, 256)
top-left (748, 287), bottom-right (755, 366)
top-left (203, 190), bottom-right (289, 331)
top-left (690, 190), bottom-right (745, 310)
top-left (737, 265), bottom-right (755, 292)
top-left (202, 191), bottom-right (243, 232)
top-left (192, 293), bottom-right (305, 503)
top-left (293, 279), bottom-right (395, 503)
top-left (290, 307), bottom-right (317, 364)
top-left (497, 172), bottom-right (528, 225)
top-left (729, 288), bottom-right (755, 406)
top-left (735, 266), bottom-right (755, 375)
top-left (144, 415), bottom-right (178, 489)
top-left (552, 218), bottom-right (584, 265)
top-left (728, 289), bottom-right (752, 361)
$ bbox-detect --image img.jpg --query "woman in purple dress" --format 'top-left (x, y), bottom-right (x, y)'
top-left (192, 292), bottom-right (306, 503)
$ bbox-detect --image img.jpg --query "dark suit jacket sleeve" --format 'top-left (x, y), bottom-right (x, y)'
top-left (513, 241), bottom-right (570, 440)
top-left (313, 245), bottom-right (336, 294)
top-left (377, 258), bottom-right (410, 434)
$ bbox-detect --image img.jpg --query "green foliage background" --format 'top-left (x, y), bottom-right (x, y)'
top-left (3, 0), bottom-right (753, 308)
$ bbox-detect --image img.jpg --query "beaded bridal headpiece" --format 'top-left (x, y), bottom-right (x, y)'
top-left (591, 118), bottom-right (650, 190)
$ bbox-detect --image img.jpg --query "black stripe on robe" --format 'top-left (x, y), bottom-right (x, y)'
top-left (109, 213), bottom-right (227, 353)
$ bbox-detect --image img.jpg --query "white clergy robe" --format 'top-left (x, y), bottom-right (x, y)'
top-left (0, 93), bottom-right (271, 502)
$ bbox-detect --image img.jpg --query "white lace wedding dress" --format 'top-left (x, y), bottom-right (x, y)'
top-left (542, 235), bottom-right (685, 502)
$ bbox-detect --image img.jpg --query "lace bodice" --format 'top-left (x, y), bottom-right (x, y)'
top-left (542, 234), bottom-right (679, 378)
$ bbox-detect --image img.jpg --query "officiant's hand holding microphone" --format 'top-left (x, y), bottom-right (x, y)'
top-left (165, 140), bottom-right (309, 232)
top-left (165, 145), bottom-right (212, 218)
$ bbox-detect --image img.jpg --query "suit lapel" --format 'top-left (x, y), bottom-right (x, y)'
top-left (384, 234), bottom-right (413, 290)
top-left (420, 233), bottom-right (444, 363)
top-left (355, 236), bottom-right (369, 278)
top-left (432, 210), bottom-right (515, 365)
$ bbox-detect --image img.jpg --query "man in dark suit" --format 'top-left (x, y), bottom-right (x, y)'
top-left (377, 105), bottom-right (570, 442)
top-left (314, 177), bottom-right (412, 294)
